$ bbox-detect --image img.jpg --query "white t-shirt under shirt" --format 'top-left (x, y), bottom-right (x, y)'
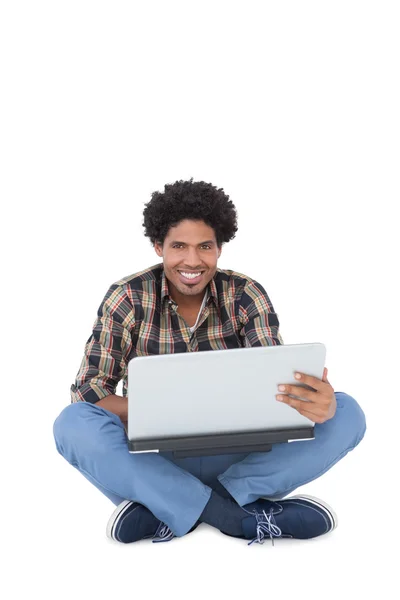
top-left (189, 289), bottom-right (209, 334)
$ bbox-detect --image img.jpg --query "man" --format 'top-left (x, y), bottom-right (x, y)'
top-left (53, 178), bottom-right (366, 546)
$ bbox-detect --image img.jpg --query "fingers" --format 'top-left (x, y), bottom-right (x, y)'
top-left (296, 406), bottom-right (326, 424)
top-left (276, 369), bottom-right (334, 425)
top-left (277, 383), bottom-right (333, 406)
top-left (277, 384), bottom-right (318, 403)
top-left (293, 371), bottom-right (328, 392)
top-left (277, 395), bottom-right (326, 423)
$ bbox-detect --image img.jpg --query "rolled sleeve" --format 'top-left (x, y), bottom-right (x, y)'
top-left (239, 280), bottom-right (284, 347)
top-left (70, 284), bottom-right (135, 404)
top-left (70, 381), bottom-right (114, 404)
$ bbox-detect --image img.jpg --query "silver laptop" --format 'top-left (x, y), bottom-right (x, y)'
top-left (127, 342), bottom-right (326, 458)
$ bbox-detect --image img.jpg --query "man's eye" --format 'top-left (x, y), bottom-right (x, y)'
top-left (173, 244), bottom-right (211, 249)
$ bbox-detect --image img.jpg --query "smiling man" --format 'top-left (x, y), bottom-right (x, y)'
top-left (53, 178), bottom-right (366, 546)
top-left (154, 218), bottom-right (222, 328)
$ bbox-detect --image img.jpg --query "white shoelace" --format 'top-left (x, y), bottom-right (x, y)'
top-left (151, 508), bottom-right (283, 545)
top-left (247, 508), bottom-right (282, 546)
top-left (152, 522), bottom-right (176, 543)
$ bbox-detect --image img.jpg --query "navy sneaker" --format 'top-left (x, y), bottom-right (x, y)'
top-left (106, 500), bottom-right (200, 544)
top-left (222, 494), bottom-right (338, 546)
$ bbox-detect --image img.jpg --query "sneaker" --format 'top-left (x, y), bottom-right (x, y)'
top-left (222, 494), bottom-right (338, 546)
top-left (106, 500), bottom-right (200, 544)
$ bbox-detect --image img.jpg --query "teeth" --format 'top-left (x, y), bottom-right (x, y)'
top-left (180, 271), bottom-right (201, 279)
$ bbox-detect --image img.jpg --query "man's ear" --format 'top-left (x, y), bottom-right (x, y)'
top-left (154, 242), bottom-right (163, 257)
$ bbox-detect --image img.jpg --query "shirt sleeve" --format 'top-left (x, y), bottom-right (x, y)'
top-left (70, 283), bottom-right (135, 404)
top-left (238, 280), bottom-right (284, 347)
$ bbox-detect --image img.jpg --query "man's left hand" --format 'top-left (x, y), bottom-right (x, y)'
top-left (276, 367), bottom-right (336, 424)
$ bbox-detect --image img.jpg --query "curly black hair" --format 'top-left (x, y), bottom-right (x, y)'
top-left (142, 178), bottom-right (238, 247)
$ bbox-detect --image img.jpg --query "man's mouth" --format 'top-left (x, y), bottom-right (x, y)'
top-left (177, 270), bottom-right (204, 284)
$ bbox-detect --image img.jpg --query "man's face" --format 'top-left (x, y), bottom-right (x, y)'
top-left (154, 219), bottom-right (222, 305)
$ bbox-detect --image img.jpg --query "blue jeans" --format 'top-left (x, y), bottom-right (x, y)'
top-left (53, 391), bottom-right (366, 537)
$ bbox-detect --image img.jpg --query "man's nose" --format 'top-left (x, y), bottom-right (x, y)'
top-left (185, 247), bottom-right (201, 265)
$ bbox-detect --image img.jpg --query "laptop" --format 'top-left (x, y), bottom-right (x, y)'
top-left (127, 342), bottom-right (326, 458)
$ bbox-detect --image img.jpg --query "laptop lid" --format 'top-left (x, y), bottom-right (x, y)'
top-left (127, 342), bottom-right (326, 457)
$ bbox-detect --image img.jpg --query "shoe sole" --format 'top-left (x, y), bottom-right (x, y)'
top-left (106, 500), bottom-right (134, 541)
top-left (263, 494), bottom-right (338, 533)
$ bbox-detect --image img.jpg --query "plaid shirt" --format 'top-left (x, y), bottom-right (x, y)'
top-left (70, 262), bottom-right (284, 404)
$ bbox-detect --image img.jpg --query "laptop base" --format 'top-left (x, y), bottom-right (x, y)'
top-left (172, 443), bottom-right (272, 458)
top-left (128, 427), bottom-right (314, 458)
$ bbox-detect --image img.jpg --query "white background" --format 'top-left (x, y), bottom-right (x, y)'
top-left (1, 1), bottom-right (399, 598)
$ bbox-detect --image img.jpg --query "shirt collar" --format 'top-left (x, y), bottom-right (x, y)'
top-left (160, 266), bottom-right (219, 313)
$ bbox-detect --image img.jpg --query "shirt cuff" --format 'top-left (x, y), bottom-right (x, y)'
top-left (70, 382), bottom-right (115, 404)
